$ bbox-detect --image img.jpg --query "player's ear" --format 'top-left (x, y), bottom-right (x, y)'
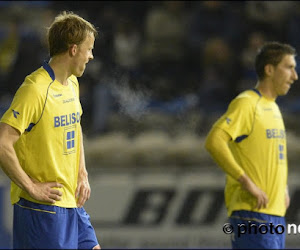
top-left (264, 64), bottom-right (274, 77)
top-left (69, 44), bottom-right (77, 57)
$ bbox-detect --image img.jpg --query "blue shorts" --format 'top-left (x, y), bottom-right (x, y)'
top-left (229, 210), bottom-right (285, 249)
top-left (13, 198), bottom-right (99, 249)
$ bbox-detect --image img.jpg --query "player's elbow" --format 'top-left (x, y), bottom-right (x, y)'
top-left (0, 137), bottom-right (10, 158)
top-left (0, 124), bottom-right (18, 159)
top-left (0, 140), bottom-right (8, 166)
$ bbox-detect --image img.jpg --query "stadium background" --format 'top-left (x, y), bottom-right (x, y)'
top-left (1, 1), bottom-right (300, 248)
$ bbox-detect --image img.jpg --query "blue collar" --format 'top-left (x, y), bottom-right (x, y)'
top-left (42, 61), bottom-right (55, 81)
top-left (252, 88), bottom-right (262, 97)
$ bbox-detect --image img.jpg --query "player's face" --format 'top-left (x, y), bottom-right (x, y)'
top-left (72, 32), bottom-right (95, 77)
top-left (271, 54), bottom-right (298, 97)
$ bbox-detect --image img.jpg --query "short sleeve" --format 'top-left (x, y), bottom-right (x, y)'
top-left (0, 81), bottom-right (44, 135)
top-left (213, 97), bottom-right (255, 141)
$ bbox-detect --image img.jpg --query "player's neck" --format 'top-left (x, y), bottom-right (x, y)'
top-left (48, 57), bottom-right (71, 86)
top-left (255, 81), bottom-right (277, 100)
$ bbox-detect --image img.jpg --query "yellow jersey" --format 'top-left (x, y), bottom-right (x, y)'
top-left (1, 62), bottom-right (83, 207)
top-left (213, 89), bottom-right (287, 217)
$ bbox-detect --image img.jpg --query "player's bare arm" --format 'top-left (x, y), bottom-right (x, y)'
top-left (285, 186), bottom-right (290, 209)
top-left (75, 125), bottom-right (91, 208)
top-left (0, 122), bottom-right (63, 204)
top-left (205, 127), bottom-right (268, 209)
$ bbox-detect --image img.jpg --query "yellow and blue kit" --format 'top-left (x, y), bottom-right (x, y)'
top-left (213, 89), bottom-right (288, 218)
top-left (1, 62), bottom-right (83, 208)
top-left (1, 62), bottom-right (98, 249)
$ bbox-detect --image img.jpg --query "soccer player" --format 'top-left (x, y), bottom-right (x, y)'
top-left (205, 42), bottom-right (298, 249)
top-left (0, 11), bottom-right (101, 249)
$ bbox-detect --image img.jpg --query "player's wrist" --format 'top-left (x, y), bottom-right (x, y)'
top-left (237, 173), bottom-right (252, 187)
top-left (24, 181), bottom-right (36, 197)
top-left (79, 167), bottom-right (88, 178)
top-left (237, 173), bottom-right (247, 183)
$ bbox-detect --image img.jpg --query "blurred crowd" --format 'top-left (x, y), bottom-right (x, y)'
top-left (1, 1), bottom-right (300, 136)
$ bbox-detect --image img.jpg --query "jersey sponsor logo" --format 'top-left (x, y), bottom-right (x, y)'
top-left (66, 130), bottom-right (75, 149)
top-left (266, 129), bottom-right (285, 139)
top-left (63, 98), bottom-right (75, 104)
top-left (263, 108), bottom-right (273, 111)
top-left (12, 109), bottom-right (20, 118)
top-left (53, 93), bottom-right (62, 98)
top-left (279, 144), bottom-right (284, 160)
top-left (64, 126), bottom-right (76, 154)
top-left (273, 114), bottom-right (282, 119)
top-left (54, 112), bottom-right (80, 128)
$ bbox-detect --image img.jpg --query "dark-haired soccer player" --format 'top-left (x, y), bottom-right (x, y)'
top-left (0, 11), bottom-right (100, 249)
top-left (205, 42), bottom-right (298, 249)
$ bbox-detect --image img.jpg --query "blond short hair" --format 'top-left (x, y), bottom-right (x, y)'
top-left (47, 11), bottom-right (98, 57)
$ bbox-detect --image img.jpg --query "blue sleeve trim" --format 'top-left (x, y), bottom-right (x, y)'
top-left (42, 61), bottom-right (55, 81)
top-left (235, 135), bottom-right (248, 143)
top-left (25, 123), bottom-right (36, 132)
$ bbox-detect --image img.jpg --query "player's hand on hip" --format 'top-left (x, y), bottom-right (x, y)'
top-left (28, 178), bottom-right (63, 204)
top-left (238, 173), bottom-right (269, 210)
top-left (75, 173), bottom-right (91, 208)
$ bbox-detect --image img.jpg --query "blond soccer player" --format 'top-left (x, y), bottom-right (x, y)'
top-left (0, 11), bottom-right (101, 249)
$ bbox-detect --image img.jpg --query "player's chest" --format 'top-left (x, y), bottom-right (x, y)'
top-left (46, 86), bottom-right (80, 112)
top-left (42, 86), bottom-right (81, 128)
top-left (254, 103), bottom-right (284, 130)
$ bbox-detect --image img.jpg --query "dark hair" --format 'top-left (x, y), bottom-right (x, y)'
top-left (255, 41), bottom-right (297, 80)
top-left (47, 11), bottom-right (98, 57)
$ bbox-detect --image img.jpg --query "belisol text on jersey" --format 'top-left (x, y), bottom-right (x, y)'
top-left (266, 129), bottom-right (285, 139)
top-left (54, 112), bottom-right (80, 127)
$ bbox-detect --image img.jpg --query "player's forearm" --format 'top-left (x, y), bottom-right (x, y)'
top-left (238, 173), bottom-right (255, 187)
top-left (205, 127), bottom-right (245, 180)
top-left (0, 143), bottom-right (34, 193)
top-left (79, 126), bottom-right (88, 178)
top-left (285, 185), bottom-right (290, 209)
